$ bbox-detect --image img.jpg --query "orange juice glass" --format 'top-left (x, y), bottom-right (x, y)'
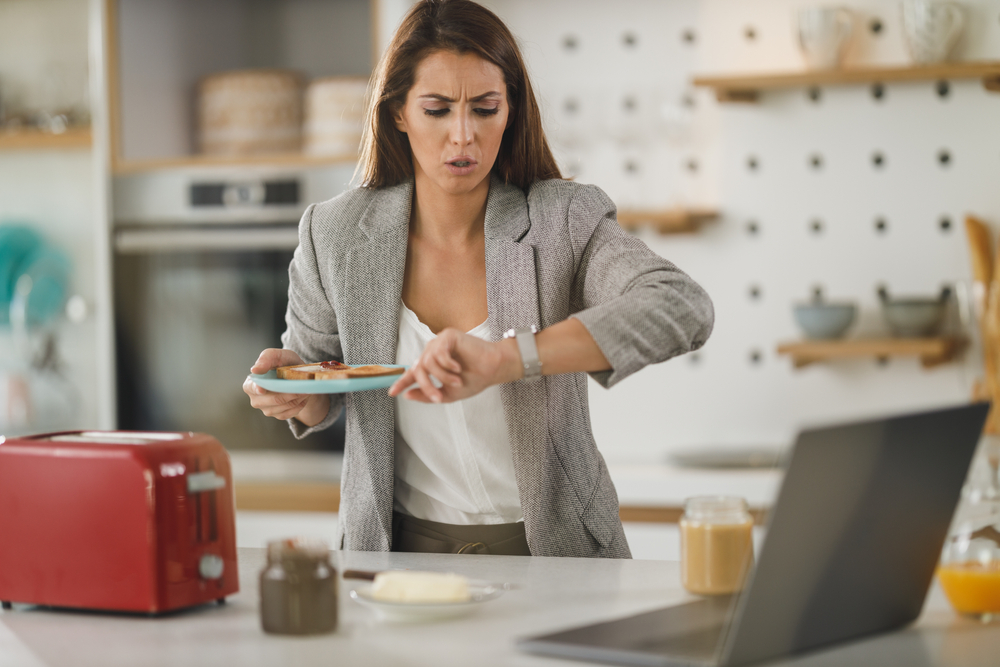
top-left (938, 435), bottom-right (1000, 620)
top-left (937, 561), bottom-right (1000, 620)
top-left (939, 503), bottom-right (1000, 621)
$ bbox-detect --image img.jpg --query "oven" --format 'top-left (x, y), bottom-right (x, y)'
top-left (112, 166), bottom-right (354, 451)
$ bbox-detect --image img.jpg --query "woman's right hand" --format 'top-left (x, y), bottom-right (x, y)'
top-left (243, 348), bottom-right (330, 427)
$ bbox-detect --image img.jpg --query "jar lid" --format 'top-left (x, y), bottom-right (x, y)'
top-left (266, 537), bottom-right (330, 561)
top-left (683, 495), bottom-right (752, 524)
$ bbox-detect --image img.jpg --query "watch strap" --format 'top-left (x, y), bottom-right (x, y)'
top-left (505, 326), bottom-right (541, 379)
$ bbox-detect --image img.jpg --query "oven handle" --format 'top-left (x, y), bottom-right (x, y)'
top-left (115, 224), bottom-right (299, 253)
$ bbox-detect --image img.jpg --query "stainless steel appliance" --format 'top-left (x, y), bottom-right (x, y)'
top-left (112, 165), bottom-right (354, 450)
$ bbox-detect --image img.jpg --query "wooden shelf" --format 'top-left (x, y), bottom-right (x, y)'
top-left (619, 505), bottom-right (768, 525)
top-left (618, 208), bottom-right (718, 234)
top-left (235, 482), bottom-right (341, 513)
top-left (0, 126), bottom-right (92, 150)
top-left (693, 61), bottom-right (1000, 103)
top-left (113, 151), bottom-right (358, 175)
top-left (777, 337), bottom-right (963, 369)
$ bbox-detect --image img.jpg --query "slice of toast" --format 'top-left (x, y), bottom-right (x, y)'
top-left (315, 365), bottom-right (405, 380)
top-left (276, 362), bottom-right (403, 380)
top-left (276, 360), bottom-right (349, 380)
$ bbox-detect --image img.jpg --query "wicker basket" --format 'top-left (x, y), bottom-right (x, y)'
top-left (303, 77), bottom-right (369, 156)
top-left (197, 69), bottom-right (304, 155)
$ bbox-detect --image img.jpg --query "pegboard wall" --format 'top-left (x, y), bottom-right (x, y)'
top-left (472, 0), bottom-right (1000, 461)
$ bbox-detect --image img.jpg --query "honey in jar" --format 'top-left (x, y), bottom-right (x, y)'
top-left (680, 496), bottom-right (755, 596)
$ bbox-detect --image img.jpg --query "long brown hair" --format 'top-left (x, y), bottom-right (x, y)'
top-left (358, 0), bottom-right (562, 189)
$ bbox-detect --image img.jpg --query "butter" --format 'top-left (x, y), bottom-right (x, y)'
top-left (370, 571), bottom-right (470, 603)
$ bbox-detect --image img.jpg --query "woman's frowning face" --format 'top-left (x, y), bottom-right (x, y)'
top-left (394, 50), bottom-right (510, 196)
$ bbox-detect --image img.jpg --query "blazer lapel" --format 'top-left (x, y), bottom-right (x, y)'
top-left (484, 175), bottom-right (537, 340)
top-left (342, 179), bottom-right (412, 547)
top-left (342, 179), bottom-right (412, 365)
top-left (484, 177), bottom-right (548, 547)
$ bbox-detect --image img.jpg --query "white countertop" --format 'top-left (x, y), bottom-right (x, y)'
top-left (1, 548), bottom-right (996, 667)
top-left (229, 450), bottom-right (343, 483)
top-left (606, 463), bottom-right (782, 508)
top-left (228, 450), bottom-right (784, 508)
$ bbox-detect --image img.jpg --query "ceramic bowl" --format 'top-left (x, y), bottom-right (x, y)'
top-left (877, 286), bottom-right (950, 338)
top-left (793, 302), bottom-right (857, 340)
top-left (881, 299), bottom-right (945, 337)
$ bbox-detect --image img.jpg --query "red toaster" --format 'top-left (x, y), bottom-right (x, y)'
top-left (0, 430), bottom-right (239, 613)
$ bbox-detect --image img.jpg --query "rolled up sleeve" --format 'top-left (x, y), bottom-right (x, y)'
top-left (281, 204), bottom-right (346, 437)
top-left (568, 186), bottom-right (714, 388)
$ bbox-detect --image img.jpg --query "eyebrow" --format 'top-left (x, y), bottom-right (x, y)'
top-left (417, 91), bottom-right (502, 103)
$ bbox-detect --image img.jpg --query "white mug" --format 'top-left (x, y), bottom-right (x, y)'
top-left (901, 0), bottom-right (964, 64)
top-left (797, 7), bottom-right (854, 70)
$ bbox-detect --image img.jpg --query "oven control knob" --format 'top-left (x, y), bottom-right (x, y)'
top-left (199, 554), bottom-right (224, 580)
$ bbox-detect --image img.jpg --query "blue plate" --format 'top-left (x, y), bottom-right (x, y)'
top-left (250, 365), bottom-right (408, 394)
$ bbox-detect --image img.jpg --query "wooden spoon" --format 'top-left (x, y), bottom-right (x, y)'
top-left (967, 215), bottom-right (1000, 433)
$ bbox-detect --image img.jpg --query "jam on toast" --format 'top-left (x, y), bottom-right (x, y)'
top-left (276, 361), bottom-right (403, 380)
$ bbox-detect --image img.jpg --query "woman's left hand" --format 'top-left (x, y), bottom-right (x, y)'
top-left (388, 328), bottom-right (520, 403)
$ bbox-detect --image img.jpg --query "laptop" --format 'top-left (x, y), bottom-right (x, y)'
top-left (518, 402), bottom-right (989, 667)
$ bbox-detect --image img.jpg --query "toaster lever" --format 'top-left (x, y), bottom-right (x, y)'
top-left (187, 471), bottom-right (226, 493)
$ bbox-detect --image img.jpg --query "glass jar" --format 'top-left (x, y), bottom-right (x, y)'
top-left (259, 538), bottom-right (338, 635)
top-left (680, 496), bottom-right (755, 596)
top-left (938, 436), bottom-right (1000, 621)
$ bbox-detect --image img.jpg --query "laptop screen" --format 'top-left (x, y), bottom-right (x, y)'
top-left (722, 402), bottom-right (988, 665)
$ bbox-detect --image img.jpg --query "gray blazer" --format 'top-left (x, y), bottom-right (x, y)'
top-left (282, 174), bottom-right (713, 558)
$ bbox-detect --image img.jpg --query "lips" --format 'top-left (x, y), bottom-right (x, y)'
top-left (445, 156), bottom-right (477, 176)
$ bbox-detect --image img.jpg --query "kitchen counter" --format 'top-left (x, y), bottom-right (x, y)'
top-left (229, 452), bottom-right (783, 499)
top-left (1, 548), bottom-right (996, 667)
top-left (607, 462), bottom-right (782, 509)
top-left (229, 452), bottom-right (783, 559)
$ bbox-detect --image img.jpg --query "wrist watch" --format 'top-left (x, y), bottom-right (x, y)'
top-left (503, 325), bottom-right (542, 379)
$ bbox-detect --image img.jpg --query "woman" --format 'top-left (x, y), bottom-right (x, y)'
top-left (244, 0), bottom-right (713, 558)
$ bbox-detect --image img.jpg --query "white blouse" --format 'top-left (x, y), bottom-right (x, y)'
top-left (392, 301), bottom-right (523, 525)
